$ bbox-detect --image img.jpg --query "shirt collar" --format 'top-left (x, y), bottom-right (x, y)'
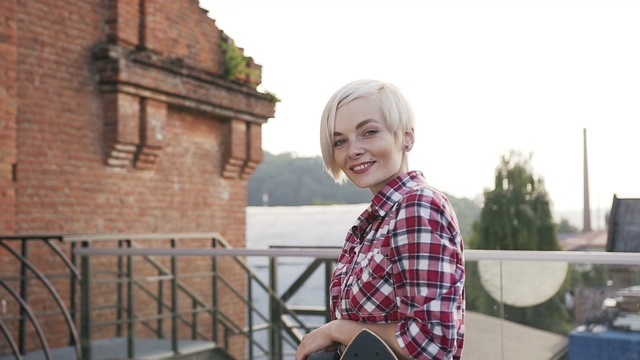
top-left (370, 170), bottom-right (428, 218)
top-left (352, 171), bottom-right (428, 240)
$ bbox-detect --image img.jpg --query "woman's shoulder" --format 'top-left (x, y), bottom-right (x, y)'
top-left (400, 171), bottom-right (449, 201)
top-left (398, 183), bottom-right (460, 220)
top-left (402, 182), bottom-right (449, 204)
top-left (377, 171), bottom-right (454, 217)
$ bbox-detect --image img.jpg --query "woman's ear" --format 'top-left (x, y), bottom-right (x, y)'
top-left (402, 129), bottom-right (415, 151)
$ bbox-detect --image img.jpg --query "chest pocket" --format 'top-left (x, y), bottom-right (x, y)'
top-left (347, 250), bottom-right (396, 317)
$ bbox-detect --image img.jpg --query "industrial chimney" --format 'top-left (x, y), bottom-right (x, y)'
top-left (582, 128), bottom-right (592, 232)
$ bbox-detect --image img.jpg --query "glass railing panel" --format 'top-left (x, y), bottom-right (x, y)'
top-left (464, 253), bottom-right (640, 360)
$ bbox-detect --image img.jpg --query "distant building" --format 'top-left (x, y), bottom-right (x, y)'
top-left (606, 195), bottom-right (640, 252)
top-left (560, 229), bottom-right (608, 251)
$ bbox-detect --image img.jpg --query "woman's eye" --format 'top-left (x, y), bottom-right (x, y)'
top-left (333, 139), bottom-right (346, 147)
top-left (363, 129), bottom-right (379, 136)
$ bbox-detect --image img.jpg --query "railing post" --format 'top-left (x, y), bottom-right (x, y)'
top-left (117, 240), bottom-right (125, 337)
top-left (171, 238), bottom-right (179, 354)
top-left (247, 276), bottom-right (254, 360)
top-left (127, 240), bottom-right (135, 358)
top-left (80, 240), bottom-right (92, 360)
top-left (18, 240), bottom-right (28, 354)
top-left (324, 259), bottom-right (333, 323)
top-left (159, 241), bottom-right (167, 339)
top-left (70, 242), bottom-right (78, 347)
top-left (269, 255), bottom-right (281, 360)
top-left (211, 237), bottom-right (219, 344)
top-left (191, 298), bottom-right (197, 340)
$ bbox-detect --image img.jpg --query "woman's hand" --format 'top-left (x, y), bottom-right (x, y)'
top-left (296, 320), bottom-right (408, 360)
top-left (295, 322), bottom-right (340, 360)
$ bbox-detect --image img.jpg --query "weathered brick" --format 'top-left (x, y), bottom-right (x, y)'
top-left (0, 0), bottom-right (16, 235)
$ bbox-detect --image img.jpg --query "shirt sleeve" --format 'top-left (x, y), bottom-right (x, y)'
top-left (390, 190), bottom-right (465, 359)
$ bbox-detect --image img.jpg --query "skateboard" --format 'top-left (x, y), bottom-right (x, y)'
top-left (308, 328), bottom-right (399, 360)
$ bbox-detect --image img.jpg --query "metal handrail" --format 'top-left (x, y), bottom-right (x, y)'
top-left (0, 236), bottom-right (77, 360)
top-left (74, 246), bottom-right (640, 359)
top-left (0, 242), bottom-right (81, 358)
top-left (0, 318), bottom-right (20, 359)
top-left (4, 231), bottom-right (640, 360)
top-left (465, 249), bottom-right (640, 263)
top-left (74, 247), bottom-right (640, 263)
top-left (73, 234), bottom-right (244, 359)
top-left (0, 234), bottom-right (250, 359)
top-left (70, 233), bottom-right (317, 359)
top-left (0, 278), bottom-right (52, 360)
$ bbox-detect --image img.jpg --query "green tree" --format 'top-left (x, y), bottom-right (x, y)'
top-left (470, 150), bottom-right (558, 251)
top-left (466, 150), bottom-right (572, 334)
top-left (557, 218), bottom-right (579, 234)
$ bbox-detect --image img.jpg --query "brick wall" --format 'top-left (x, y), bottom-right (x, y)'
top-left (14, 0), bottom-right (272, 235)
top-left (0, 0), bottom-right (17, 234)
top-left (1, 0), bottom-right (275, 357)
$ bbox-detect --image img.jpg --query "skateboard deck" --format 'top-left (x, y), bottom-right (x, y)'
top-left (340, 328), bottom-right (398, 359)
top-left (309, 328), bottom-right (398, 360)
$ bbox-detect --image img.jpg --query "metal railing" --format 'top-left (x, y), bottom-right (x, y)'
top-left (65, 232), bottom-right (320, 360)
top-left (0, 233), bottom-right (333, 360)
top-left (2, 233), bottom-right (640, 360)
top-left (73, 245), bottom-right (640, 360)
top-left (0, 235), bottom-right (81, 360)
top-left (72, 243), bottom-right (339, 359)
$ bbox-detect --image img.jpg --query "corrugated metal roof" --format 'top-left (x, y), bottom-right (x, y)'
top-left (606, 196), bottom-right (640, 252)
top-left (246, 203), bottom-right (368, 249)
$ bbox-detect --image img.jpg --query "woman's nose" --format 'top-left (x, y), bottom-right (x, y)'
top-left (348, 139), bottom-right (364, 158)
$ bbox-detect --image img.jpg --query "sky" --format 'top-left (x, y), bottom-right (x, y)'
top-left (199, 0), bottom-right (640, 222)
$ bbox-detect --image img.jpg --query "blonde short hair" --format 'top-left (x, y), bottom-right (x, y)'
top-left (319, 79), bottom-right (415, 184)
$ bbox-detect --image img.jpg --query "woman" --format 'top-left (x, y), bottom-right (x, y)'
top-left (295, 79), bottom-right (465, 360)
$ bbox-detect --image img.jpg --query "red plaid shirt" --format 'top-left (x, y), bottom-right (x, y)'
top-left (330, 171), bottom-right (465, 360)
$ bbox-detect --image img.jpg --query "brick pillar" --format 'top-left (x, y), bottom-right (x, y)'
top-left (0, 0), bottom-right (17, 234)
top-left (104, 92), bottom-right (141, 167)
top-left (222, 119), bottom-right (247, 179)
top-left (241, 122), bottom-right (263, 179)
top-left (136, 98), bottom-right (167, 170)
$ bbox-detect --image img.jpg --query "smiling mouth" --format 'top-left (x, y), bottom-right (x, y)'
top-left (351, 162), bottom-right (373, 172)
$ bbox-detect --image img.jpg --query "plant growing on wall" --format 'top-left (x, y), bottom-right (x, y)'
top-left (221, 40), bottom-right (281, 104)
top-left (221, 40), bottom-right (258, 82)
top-left (264, 90), bottom-right (281, 104)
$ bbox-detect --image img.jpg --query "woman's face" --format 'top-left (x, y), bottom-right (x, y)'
top-left (333, 96), bottom-right (407, 194)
